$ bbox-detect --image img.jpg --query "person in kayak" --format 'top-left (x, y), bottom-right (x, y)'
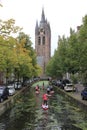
top-left (42, 93), bottom-right (48, 106)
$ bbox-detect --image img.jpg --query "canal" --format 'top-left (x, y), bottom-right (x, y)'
top-left (0, 81), bottom-right (87, 130)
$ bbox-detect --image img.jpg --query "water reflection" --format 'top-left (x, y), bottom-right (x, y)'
top-left (0, 81), bottom-right (86, 130)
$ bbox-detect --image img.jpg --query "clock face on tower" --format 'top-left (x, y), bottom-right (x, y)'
top-left (40, 28), bottom-right (45, 35)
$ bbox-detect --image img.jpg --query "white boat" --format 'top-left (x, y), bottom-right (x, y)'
top-left (42, 104), bottom-right (48, 110)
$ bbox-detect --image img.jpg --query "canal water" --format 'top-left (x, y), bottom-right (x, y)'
top-left (0, 81), bottom-right (87, 130)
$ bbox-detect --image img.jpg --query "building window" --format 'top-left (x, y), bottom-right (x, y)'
top-left (43, 36), bottom-right (45, 45)
top-left (38, 37), bottom-right (41, 45)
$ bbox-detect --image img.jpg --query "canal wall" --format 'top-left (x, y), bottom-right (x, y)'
top-left (0, 86), bottom-right (30, 116)
top-left (55, 87), bottom-right (87, 113)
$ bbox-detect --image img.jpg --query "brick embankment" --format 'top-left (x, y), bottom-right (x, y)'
top-left (55, 84), bottom-right (87, 112)
top-left (70, 84), bottom-right (87, 106)
top-left (0, 86), bottom-right (29, 116)
top-left (65, 84), bottom-right (87, 112)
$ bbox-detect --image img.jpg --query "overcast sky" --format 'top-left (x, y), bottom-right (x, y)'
top-left (0, 0), bottom-right (87, 55)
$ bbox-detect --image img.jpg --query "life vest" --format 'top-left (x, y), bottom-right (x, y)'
top-left (35, 86), bottom-right (38, 90)
top-left (43, 94), bottom-right (48, 100)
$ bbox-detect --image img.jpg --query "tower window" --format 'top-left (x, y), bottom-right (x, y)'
top-left (38, 37), bottom-right (41, 45)
top-left (43, 36), bottom-right (45, 45)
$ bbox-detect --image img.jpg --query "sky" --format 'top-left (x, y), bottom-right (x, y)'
top-left (0, 0), bottom-right (87, 56)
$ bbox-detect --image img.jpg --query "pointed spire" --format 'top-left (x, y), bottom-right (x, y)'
top-left (35, 20), bottom-right (38, 28)
top-left (35, 20), bottom-right (38, 34)
top-left (41, 7), bottom-right (45, 22)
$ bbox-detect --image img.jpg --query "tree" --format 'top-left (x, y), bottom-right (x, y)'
top-left (17, 32), bottom-right (42, 80)
top-left (66, 28), bottom-right (79, 74)
top-left (46, 31), bottom-right (79, 79)
top-left (0, 36), bottom-right (18, 84)
top-left (77, 15), bottom-right (87, 84)
top-left (0, 18), bottom-right (22, 84)
top-left (0, 19), bottom-right (22, 37)
top-left (46, 35), bottom-right (68, 79)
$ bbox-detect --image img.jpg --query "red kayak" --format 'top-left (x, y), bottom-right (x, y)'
top-left (42, 104), bottom-right (48, 110)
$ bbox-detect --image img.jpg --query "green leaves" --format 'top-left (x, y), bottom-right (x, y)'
top-left (16, 32), bottom-right (42, 78)
top-left (46, 15), bottom-right (87, 83)
top-left (0, 19), bottom-right (41, 83)
top-left (0, 19), bottom-right (22, 37)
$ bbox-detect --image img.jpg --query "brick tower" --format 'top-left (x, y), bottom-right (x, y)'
top-left (35, 8), bottom-right (51, 76)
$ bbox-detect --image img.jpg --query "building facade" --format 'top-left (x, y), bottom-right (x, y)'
top-left (35, 8), bottom-right (51, 76)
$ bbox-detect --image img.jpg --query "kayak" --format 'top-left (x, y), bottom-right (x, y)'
top-left (42, 104), bottom-right (48, 110)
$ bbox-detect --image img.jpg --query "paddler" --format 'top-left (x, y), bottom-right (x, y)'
top-left (42, 93), bottom-right (48, 106)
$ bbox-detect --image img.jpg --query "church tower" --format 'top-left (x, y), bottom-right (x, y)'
top-left (35, 8), bottom-right (51, 76)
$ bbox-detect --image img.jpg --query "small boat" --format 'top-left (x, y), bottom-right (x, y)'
top-left (42, 104), bottom-right (48, 110)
